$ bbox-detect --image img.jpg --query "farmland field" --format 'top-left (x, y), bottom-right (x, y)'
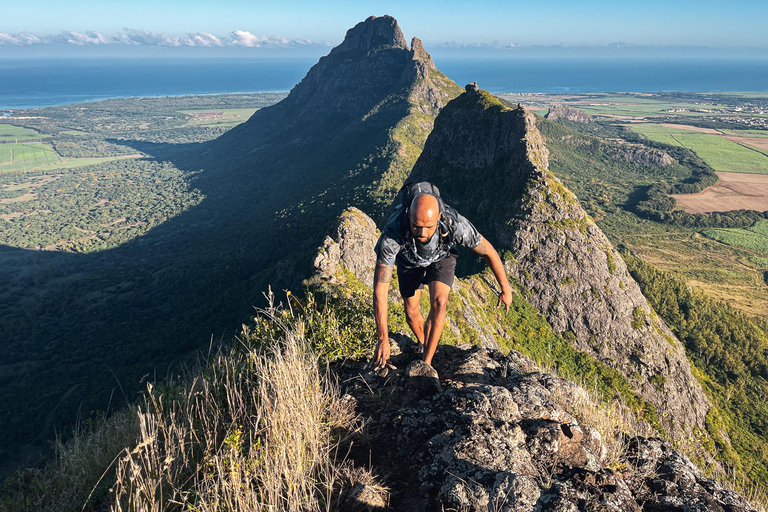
top-left (0, 124), bottom-right (48, 142)
top-left (670, 172), bottom-right (768, 213)
top-left (0, 142), bottom-right (60, 171)
top-left (625, 123), bottom-right (768, 174)
top-left (179, 108), bottom-right (259, 127)
top-left (703, 219), bottom-right (768, 254)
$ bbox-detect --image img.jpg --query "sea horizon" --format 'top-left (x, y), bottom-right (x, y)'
top-left (2, 55), bottom-right (768, 110)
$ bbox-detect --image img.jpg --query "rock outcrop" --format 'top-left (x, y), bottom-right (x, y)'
top-left (337, 343), bottom-right (756, 512)
top-left (604, 143), bottom-right (674, 166)
top-left (311, 207), bottom-right (379, 288)
top-left (406, 89), bottom-right (711, 441)
top-left (546, 105), bottom-right (593, 124)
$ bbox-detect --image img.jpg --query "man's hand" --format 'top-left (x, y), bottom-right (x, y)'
top-left (473, 235), bottom-right (513, 314)
top-left (371, 338), bottom-right (391, 370)
top-left (497, 288), bottom-right (512, 312)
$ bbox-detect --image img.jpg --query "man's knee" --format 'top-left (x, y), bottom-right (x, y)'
top-left (430, 293), bottom-right (449, 314)
top-left (404, 298), bottom-right (422, 321)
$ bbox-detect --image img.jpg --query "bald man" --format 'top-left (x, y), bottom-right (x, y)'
top-left (372, 182), bottom-right (512, 369)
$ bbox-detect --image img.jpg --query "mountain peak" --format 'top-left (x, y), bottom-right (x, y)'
top-left (332, 15), bottom-right (408, 54)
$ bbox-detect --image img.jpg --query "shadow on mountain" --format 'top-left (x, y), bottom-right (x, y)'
top-left (623, 184), bottom-right (652, 211)
top-left (103, 138), bottom-right (208, 161)
top-left (0, 15), bottom-right (462, 477)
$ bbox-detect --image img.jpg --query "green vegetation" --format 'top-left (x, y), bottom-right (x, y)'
top-left (1, 291), bottom-right (365, 512)
top-left (444, 270), bottom-right (667, 435)
top-left (0, 124), bottom-right (49, 142)
top-left (0, 159), bottom-right (202, 251)
top-left (178, 107), bottom-right (259, 127)
top-left (0, 142), bottom-right (60, 171)
top-left (704, 219), bottom-right (768, 254)
top-left (536, 110), bottom-right (768, 318)
top-left (625, 251), bottom-right (768, 484)
top-left (626, 123), bottom-right (768, 174)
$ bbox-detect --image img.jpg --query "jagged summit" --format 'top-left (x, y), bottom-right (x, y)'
top-left (203, 15), bottom-right (459, 185)
top-left (331, 15), bottom-right (408, 54)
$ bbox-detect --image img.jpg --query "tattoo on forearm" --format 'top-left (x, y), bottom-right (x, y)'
top-left (375, 264), bottom-right (393, 284)
top-left (476, 239), bottom-right (489, 256)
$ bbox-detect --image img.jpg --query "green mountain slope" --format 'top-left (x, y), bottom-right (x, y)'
top-left (0, 16), bottom-right (460, 476)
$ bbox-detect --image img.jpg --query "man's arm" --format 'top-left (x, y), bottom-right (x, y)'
top-left (372, 262), bottom-right (393, 369)
top-left (472, 236), bottom-right (512, 312)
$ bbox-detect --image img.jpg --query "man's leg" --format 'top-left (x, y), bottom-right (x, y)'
top-left (423, 280), bottom-right (451, 366)
top-left (397, 263), bottom-right (427, 351)
top-left (403, 289), bottom-right (425, 349)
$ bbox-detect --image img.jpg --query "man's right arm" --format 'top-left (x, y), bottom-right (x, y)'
top-left (372, 262), bottom-right (393, 369)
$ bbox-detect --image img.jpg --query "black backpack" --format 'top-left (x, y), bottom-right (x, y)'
top-left (395, 181), bottom-right (458, 248)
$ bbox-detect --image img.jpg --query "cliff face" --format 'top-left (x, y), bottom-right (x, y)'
top-left (546, 105), bottom-right (593, 124)
top-left (604, 143), bottom-right (674, 166)
top-left (406, 88), bottom-right (711, 440)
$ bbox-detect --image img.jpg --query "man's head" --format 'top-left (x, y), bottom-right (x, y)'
top-left (408, 194), bottom-right (440, 243)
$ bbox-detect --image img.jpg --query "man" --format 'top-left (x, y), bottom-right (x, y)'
top-left (372, 182), bottom-right (512, 370)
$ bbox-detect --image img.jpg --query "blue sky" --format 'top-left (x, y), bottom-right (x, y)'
top-left (2, 0), bottom-right (767, 48)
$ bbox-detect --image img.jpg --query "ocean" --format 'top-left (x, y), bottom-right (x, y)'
top-left (2, 56), bottom-right (768, 110)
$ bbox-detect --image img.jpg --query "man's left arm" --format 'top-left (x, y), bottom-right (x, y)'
top-left (472, 236), bottom-right (512, 312)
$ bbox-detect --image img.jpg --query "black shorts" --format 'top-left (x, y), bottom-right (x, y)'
top-left (397, 250), bottom-right (458, 298)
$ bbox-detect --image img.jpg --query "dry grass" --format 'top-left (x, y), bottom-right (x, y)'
top-left (0, 408), bottom-right (140, 512)
top-left (1, 293), bottom-right (375, 512)
top-left (545, 371), bottom-right (655, 469)
top-left (110, 308), bottom-right (359, 511)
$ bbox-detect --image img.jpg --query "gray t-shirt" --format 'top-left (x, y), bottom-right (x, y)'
top-left (374, 205), bottom-right (482, 268)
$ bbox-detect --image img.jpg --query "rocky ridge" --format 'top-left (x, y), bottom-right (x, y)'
top-left (604, 143), bottom-right (674, 167)
top-left (339, 342), bottom-right (755, 512)
top-left (546, 105), bottom-right (593, 124)
top-left (310, 210), bottom-right (755, 512)
top-left (406, 86), bottom-right (711, 442)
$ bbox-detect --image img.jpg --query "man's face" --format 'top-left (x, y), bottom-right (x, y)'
top-left (409, 195), bottom-right (440, 243)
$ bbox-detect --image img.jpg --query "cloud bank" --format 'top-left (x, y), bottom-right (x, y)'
top-left (0, 29), bottom-right (328, 47)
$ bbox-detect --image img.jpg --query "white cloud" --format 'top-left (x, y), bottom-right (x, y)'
top-left (115, 28), bottom-right (183, 46)
top-left (0, 31), bottom-right (44, 45)
top-left (0, 28), bottom-right (322, 48)
top-left (181, 32), bottom-right (223, 47)
top-left (229, 30), bottom-right (264, 47)
top-left (48, 31), bottom-right (111, 45)
top-left (228, 31), bottom-right (313, 48)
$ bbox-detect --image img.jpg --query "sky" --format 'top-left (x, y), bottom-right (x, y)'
top-left (1, 0), bottom-right (767, 50)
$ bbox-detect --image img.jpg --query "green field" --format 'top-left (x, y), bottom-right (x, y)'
top-left (625, 123), bottom-right (768, 174)
top-left (0, 142), bottom-right (141, 173)
top-left (178, 108), bottom-right (259, 127)
top-left (0, 142), bottom-right (60, 171)
top-left (704, 220), bottom-right (768, 254)
top-left (576, 101), bottom-right (729, 118)
top-left (720, 129), bottom-right (768, 138)
top-left (0, 124), bottom-right (49, 142)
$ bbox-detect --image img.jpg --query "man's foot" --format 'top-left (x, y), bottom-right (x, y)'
top-left (415, 342), bottom-right (425, 355)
